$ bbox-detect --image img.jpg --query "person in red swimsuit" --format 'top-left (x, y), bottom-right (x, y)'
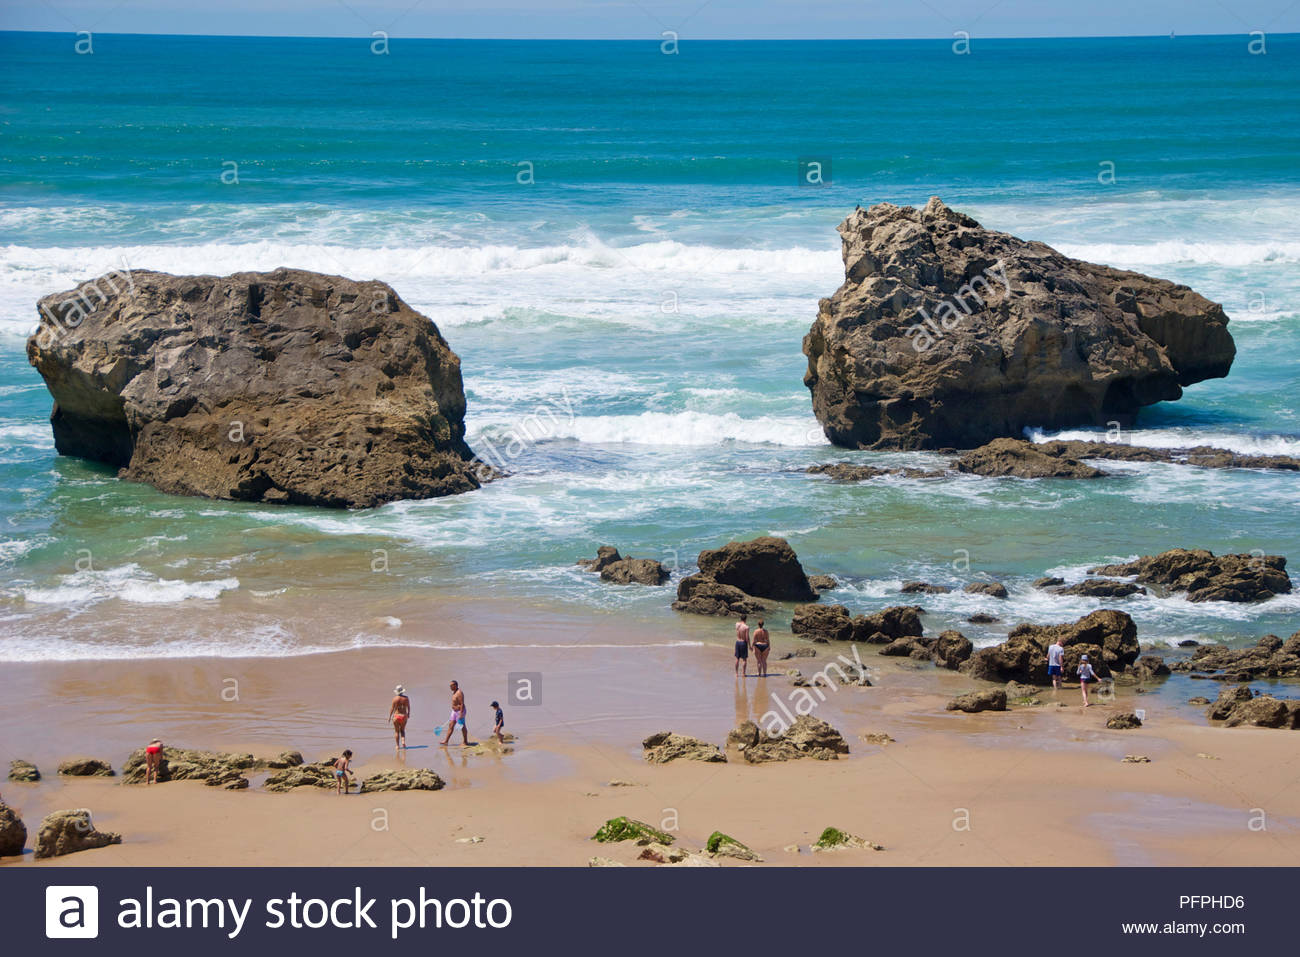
top-left (144, 738), bottom-right (164, 785)
top-left (388, 685), bottom-right (411, 753)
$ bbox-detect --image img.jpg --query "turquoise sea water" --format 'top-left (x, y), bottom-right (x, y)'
top-left (0, 32), bottom-right (1297, 660)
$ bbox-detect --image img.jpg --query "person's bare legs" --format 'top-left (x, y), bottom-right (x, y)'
top-left (1081, 681), bottom-right (1090, 707)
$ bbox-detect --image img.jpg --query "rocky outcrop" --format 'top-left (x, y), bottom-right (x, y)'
top-left (264, 760), bottom-right (342, 792)
top-left (791, 603), bottom-right (856, 642)
top-left (1034, 439), bottom-right (1300, 472)
top-left (34, 809), bottom-right (121, 859)
top-left (963, 609), bottom-right (1140, 685)
top-left (790, 603), bottom-right (924, 643)
top-left (122, 747), bottom-right (275, 789)
top-left (932, 630), bottom-right (974, 669)
top-left (0, 804), bottom-right (26, 856)
top-left (958, 437), bottom-right (1300, 477)
top-left (671, 577), bottom-right (765, 617)
top-left (1056, 579), bottom-right (1147, 598)
top-left (955, 438), bottom-right (1105, 478)
top-left (806, 463), bottom-right (944, 480)
top-left (946, 689), bottom-right (1008, 713)
top-left (578, 546), bottom-right (670, 586)
top-left (359, 769), bottom-right (446, 792)
top-left (1172, 632), bottom-right (1300, 680)
top-left (1205, 686), bottom-right (1298, 729)
top-left (1088, 548), bottom-right (1290, 603)
top-left (964, 581), bottom-right (1008, 599)
top-left (58, 757), bottom-right (115, 777)
top-left (808, 574), bottom-right (839, 592)
top-left (641, 732), bottom-right (726, 764)
top-left (727, 715), bottom-right (849, 762)
top-left (902, 581), bottom-right (951, 594)
top-left (693, 536), bottom-right (816, 601)
top-left (1033, 576), bottom-right (1065, 588)
top-left (28, 268), bottom-right (485, 508)
top-left (7, 760), bottom-right (39, 783)
top-left (802, 197), bottom-right (1235, 449)
top-left (880, 635), bottom-right (936, 659)
top-left (1118, 655), bottom-right (1171, 685)
top-left (1206, 685), bottom-right (1255, 721)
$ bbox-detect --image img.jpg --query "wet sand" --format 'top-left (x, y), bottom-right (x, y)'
top-left (3, 602), bottom-right (1298, 867)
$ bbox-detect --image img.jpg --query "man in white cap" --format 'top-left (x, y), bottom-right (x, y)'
top-left (388, 684), bottom-right (411, 752)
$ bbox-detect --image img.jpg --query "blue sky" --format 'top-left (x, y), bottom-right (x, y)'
top-left (1, 0), bottom-right (1298, 39)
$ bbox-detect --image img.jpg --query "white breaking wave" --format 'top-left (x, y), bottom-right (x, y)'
top-left (16, 563), bottom-right (239, 606)
top-left (1027, 427), bottom-right (1300, 457)
top-left (0, 630), bottom-right (706, 662)
top-left (1055, 240), bottom-right (1300, 268)
top-left (472, 410), bottom-right (828, 447)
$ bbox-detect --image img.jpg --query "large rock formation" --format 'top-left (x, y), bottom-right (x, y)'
top-left (694, 536), bottom-right (816, 602)
top-left (963, 609), bottom-right (1141, 685)
top-left (803, 198), bottom-right (1235, 449)
top-left (673, 536), bottom-right (815, 615)
top-left (1089, 548), bottom-right (1291, 603)
top-left (28, 268), bottom-right (485, 508)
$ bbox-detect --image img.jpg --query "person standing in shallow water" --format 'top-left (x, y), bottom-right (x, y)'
top-left (388, 685), bottom-right (410, 753)
top-left (1077, 655), bottom-right (1097, 707)
top-left (734, 613), bottom-right (751, 677)
top-left (751, 619), bottom-right (771, 677)
top-left (1047, 638), bottom-right (1065, 689)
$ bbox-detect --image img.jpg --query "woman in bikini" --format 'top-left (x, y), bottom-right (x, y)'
top-left (388, 685), bottom-right (410, 753)
top-left (144, 738), bottom-right (164, 785)
top-left (751, 620), bottom-right (771, 677)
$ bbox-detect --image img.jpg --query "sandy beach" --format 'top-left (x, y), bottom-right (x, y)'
top-left (4, 602), bottom-right (1297, 868)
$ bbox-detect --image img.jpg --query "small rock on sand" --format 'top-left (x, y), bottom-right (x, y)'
top-left (57, 757), bottom-right (115, 777)
top-left (1106, 712), bottom-right (1143, 730)
top-left (7, 760), bottom-right (40, 783)
top-left (34, 809), bottom-right (121, 859)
